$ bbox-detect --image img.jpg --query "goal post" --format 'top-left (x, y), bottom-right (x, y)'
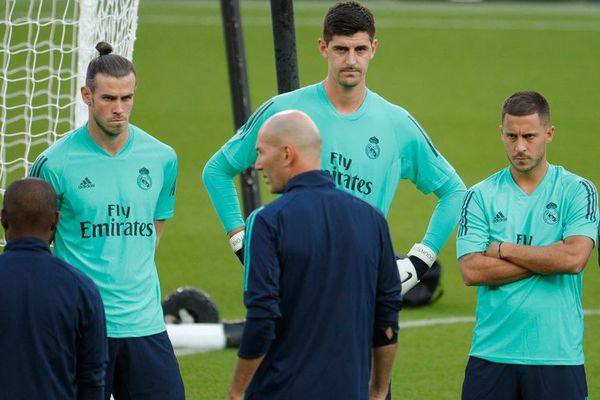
top-left (0, 0), bottom-right (140, 243)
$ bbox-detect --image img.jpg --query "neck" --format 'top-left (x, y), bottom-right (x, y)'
top-left (510, 162), bottom-right (548, 195)
top-left (322, 77), bottom-right (366, 114)
top-left (289, 163), bottom-right (321, 180)
top-left (6, 231), bottom-right (50, 242)
top-left (87, 122), bottom-right (129, 156)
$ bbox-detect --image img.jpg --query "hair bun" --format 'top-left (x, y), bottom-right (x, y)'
top-left (95, 42), bottom-right (113, 56)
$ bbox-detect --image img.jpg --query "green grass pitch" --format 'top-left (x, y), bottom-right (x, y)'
top-left (136, 1), bottom-right (600, 398)
top-left (81, 1), bottom-right (600, 398)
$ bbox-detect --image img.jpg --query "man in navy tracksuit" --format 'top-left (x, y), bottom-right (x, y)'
top-left (227, 110), bottom-right (402, 400)
top-left (0, 178), bottom-right (107, 399)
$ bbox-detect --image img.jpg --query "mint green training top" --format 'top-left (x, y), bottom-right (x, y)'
top-left (457, 164), bottom-right (598, 365)
top-left (203, 82), bottom-right (466, 254)
top-left (31, 124), bottom-right (178, 338)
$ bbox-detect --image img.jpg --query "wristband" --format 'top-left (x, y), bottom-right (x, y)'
top-left (372, 325), bottom-right (398, 347)
top-left (229, 230), bottom-right (245, 253)
top-left (407, 243), bottom-right (436, 268)
top-left (498, 242), bottom-right (504, 259)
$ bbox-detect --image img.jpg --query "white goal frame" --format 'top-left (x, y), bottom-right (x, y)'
top-left (0, 0), bottom-right (139, 243)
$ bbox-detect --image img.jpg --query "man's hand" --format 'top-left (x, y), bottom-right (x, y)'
top-left (369, 392), bottom-right (388, 400)
top-left (228, 354), bottom-right (266, 400)
top-left (228, 229), bottom-right (245, 265)
top-left (396, 243), bottom-right (436, 295)
top-left (396, 256), bottom-right (419, 294)
top-left (226, 391), bottom-right (243, 400)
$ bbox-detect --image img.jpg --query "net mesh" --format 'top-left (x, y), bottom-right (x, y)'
top-left (0, 0), bottom-right (139, 242)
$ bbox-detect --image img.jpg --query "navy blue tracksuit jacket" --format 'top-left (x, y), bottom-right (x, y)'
top-left (0, 237), bottom-right (107, 400)
top-left (243, 170), bottom-right (402, 400)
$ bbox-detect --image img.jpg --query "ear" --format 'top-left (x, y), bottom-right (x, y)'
top-left (1, 209), bottom-right (8, 231)
top-left (370, 38), bottom-right (378, 59)
top-left (545, 125), bottom-right (555, 144)
top-left (318, 38), bottom-right (328, 58)
top-left (50, 211), bottom-right (59, 232)
top-left (48, 211), bottom-right (59, 245)
top-left (80, 86), bottom-right (92, 106)
top-left (282, 145), bottom-right (295, 166)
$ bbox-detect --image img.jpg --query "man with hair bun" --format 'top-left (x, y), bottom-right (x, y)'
top-left (30, 42), bottom-right (184, 399)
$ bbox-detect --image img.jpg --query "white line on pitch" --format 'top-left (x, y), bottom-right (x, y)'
top-left (170, 309), bottom-right (600, 356)
top-left (139, 15), bottom-right (600, 32)
top-left (400, 308), bottom-right (600, 329)
top-left (141, 1), bottom-right (600, 17)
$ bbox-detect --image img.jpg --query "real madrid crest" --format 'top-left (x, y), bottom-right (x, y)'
top-left (365, 136), bottom-right (380, 159)
top-left (137, 167), bottom-right (152, 190)
top-left (543, 201), bottom-right (559, 224)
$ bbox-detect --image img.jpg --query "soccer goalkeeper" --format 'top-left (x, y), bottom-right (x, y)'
top-left (203, 1), bottom-right (466, 295)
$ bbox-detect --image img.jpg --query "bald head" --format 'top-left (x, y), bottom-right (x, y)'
top-left (1, 178), bottom-right (59, 241)
top-left (255, 111), bottom-right (322, 193)
top-left (261, 110), bottom-right (322, 161)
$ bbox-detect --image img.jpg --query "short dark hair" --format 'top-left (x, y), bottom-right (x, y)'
top-left (323, 1), bottom-right (375, 43)
top-left (502, 91), bottom-right (550, 127)
top-left (2, 178), bottom-right (56, 234)
top-left (85, 41), bottom-right (136, 91)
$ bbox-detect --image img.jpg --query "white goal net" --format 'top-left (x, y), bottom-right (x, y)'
top-left (0, 0), bottom-right (139, 242)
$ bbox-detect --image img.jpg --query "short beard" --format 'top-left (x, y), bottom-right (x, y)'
top-left (93, 114), bottom-right (124, 138)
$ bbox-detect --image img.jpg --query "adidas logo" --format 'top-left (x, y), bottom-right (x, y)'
top-left (78, 177), bottom-right (95, 189)
top-left (493, 211), bottom-right (507, 223)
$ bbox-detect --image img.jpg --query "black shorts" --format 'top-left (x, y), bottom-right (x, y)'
top-left (462, 356), bottom-right (587, 400)
top-left (105, 331), bottom-right (185, 400)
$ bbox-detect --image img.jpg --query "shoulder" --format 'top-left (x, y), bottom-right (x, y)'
top-left (366, 88), bottom-right (411, 119)
top-left (253, 194), bottom-right (291, 223)
top-left (248, 191), bottom-right (306, 229)
top-left (465, 169), bottom-right (507, 205)
top-left (344, 192), bottom-right (390, 231)
top-left (551, 164), bottom-right (595, 190)
top-left (273, 185), bottom-right (386, 222)
top-left (366, 90), bottom-right (433, 143)
top-left (270, 84), bottom-right (320, 109)
top-left (32, 127), bottom-right (85, 176)
top-left (334, 185), bottom-right (386, 214)
top-left (245, 205), bottom-right (275, 236)
top-left (472, 169), bottom-right (506, 191)
top-left (131, 124), bottom-right (177, 159)
top-left (38, 126), bottom-right (83, 159)
top-left (51, 256), bottom-right (101, 297)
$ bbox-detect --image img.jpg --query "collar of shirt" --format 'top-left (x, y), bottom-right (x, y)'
top-left (284, 170), bottom-right (335, 193)
top-left (4, 237), bottom-right (52, 254)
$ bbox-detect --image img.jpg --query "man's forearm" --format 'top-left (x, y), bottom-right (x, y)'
top-left (422, 175), bottom-right (466, 254)
top-left (459, 252), bottom-right (533, 286)
top-left (154, 220), bottom-right (165, 250)
top-left (488, 236), bottom-right (593, 275)
top-left (202, 150), bottom-right (245, 233)
top-left (228, 317), bottom-right (275, 398)
top-left (228, 355), bottom-right (265, 400)
top-left (370, 344), bottom-right (397, 400)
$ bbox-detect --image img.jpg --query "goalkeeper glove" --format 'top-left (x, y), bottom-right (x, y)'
top-left (396, 243), bottom-right (436, 295)
top-left (229, 230), bottom-right (245, 265)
